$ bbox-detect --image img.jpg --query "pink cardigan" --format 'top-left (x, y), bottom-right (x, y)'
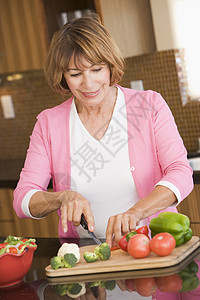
top-left (13, 86), bottom-right (193, 238)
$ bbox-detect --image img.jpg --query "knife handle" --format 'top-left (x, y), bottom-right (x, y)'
top-left (80, 214), bottom-right (88, 230)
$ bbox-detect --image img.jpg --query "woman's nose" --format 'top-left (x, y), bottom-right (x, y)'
top-left (82, 73), bottom-right (93, 89)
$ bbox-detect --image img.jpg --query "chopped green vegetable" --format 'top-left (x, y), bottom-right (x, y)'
top-left (54, 283), bottom-right (86, 298)
top-left (89, 280), bottom-right (116, 291)
top-left (0, 248), bottom-right (6, 255)
top-left (88, 281), bottom-right (101, 288)
top-left (83, 251), bottom-right (99, 263)
top-left (50, 256), bottom-right (64, 270)
top-left (66, 283), bottom-right (83, 295)
top-left (126, 231), bottom-right (137, 242)
top-left (94, 243), bottom-right (111, 261)
top-left (54, 284), bottom-right (68, 296)
top-left (100, 280), bottom-right (116, 290)
top-left (63, 253), bottom-right (77, 268)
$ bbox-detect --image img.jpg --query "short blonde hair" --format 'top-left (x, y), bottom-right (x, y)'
top-left (44, 14), bottom-right (125, 95)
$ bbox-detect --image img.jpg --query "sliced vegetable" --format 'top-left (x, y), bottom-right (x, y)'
top-left (126, 231), bottom-right (137, 242)
top-left (0, 235), bottom-right (37, 256)
top-left (83, 251), bottom-right (99, 263)
top-left (94, 243), bottom-right (111, 261)
top-left (9, 247), bottom-right (18, 254)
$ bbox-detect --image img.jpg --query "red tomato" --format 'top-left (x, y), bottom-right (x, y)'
top-left (21, 239), bottom-right (28, 242)
top-left (134, 277), bottom-right (157, 296)
top-left (127, 234), bottom-right (151, 258)
top-left (136, 226), bottom-right (149, 236)
top-left (0, 243), bottom-right (7, 249)
top-left (157, 274), bottom-right (182, 292)
top-left (150, 232), bottom-right (176, 256)
top-left (118, 235), bottom-right (128, 252)
top-left (18, 244), bottom-right (26, 250)
top-left (124, 279), bottom-right (135, 292)
top-left (9, 247), bottom-right (18, 254)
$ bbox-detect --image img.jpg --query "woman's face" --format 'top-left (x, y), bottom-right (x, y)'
top-left (64, 56), bottom-right (111, 107)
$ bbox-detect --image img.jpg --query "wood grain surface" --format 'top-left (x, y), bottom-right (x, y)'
top-left (46, 236), bottom-right (200, 278)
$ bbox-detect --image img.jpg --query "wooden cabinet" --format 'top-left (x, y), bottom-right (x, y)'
top-left (177, 184), bottom-right (200, 237)
top-left (0, 0), bottom-right (156, 73)
top-left (0, 188), bottom-right (59, 237)
top-left (97, 0), bottom-right (156, 58)
top-left (0, 0), bottom-right (49, 73)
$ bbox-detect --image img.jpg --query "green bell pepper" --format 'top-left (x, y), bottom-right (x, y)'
top-left (178, 261), bottom-right (199, 292)
top-left (149, 212), bottom-right (193, 247)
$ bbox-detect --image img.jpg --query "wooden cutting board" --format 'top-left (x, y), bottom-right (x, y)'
top-left (45, 236), bottom-right (200, 278)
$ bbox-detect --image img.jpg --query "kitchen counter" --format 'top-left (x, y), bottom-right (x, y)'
top-left (0, 237), bottom-right (200, 299)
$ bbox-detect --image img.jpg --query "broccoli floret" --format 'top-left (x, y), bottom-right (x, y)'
top-left (94, 243), bottom-right (111, 261)
top-left (66, 283), bottom-right (82, 295)
top-left (100, 280), bottom-right (116, 291)
top-left (63, 253), bottom-right (77, 268)
top-left (88, 280), bottom-right (116, 291)
top-left (54, 284), bottom-right (68, 296)
top-left (88, 281), bottom-right (101, 288)
top-left (50, 256), bottom-right (64, 270)
top-left (65, 283), bottom-right (86, 298)
top-left (83, 251), bottom-right (99, 263)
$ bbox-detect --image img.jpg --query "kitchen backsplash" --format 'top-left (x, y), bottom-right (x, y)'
top-left (0, 49), bottom-right (199, 160)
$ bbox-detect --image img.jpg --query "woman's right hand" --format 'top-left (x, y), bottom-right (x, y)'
top-left (59, 190), bottom-right (95, 233)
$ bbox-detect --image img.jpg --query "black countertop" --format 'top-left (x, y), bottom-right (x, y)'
top-left (1, 237), bottom-right (200, 299)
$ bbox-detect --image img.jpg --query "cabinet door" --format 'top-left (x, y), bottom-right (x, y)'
top-left (177, 184), bottom-right (200, 223)
top-left (14, 212), bottom-right (59, 238)
top-left (96, 0), bottom-right (156, 58)
top-left (0, 188), bottom-right (16, 236)
top-left (0, 0), bottom-right (49, 73)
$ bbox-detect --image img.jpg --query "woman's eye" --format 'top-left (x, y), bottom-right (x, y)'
top-left (93, 68), bottom-right (102, 72)
top-left (70, 73), bottom-right (81, 77)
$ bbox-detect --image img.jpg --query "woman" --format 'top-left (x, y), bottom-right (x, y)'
top-left (13, 14), bottom-right (193, 247)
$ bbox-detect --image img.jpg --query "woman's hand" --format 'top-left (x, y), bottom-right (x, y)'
top-left (60, 190), bottom-right (95, 233)
top-left (106, 208), bottom-right (142, 247)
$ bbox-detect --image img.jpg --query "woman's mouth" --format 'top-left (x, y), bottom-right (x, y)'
top-left (81, 89), bottom-right (100, 98)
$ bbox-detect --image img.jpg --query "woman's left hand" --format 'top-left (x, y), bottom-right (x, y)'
top-left (106, 208), bottom-right (142, 247)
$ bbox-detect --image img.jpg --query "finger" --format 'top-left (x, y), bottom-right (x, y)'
top-left (114, 214), bottom-right (123, 243)
top-left (129, 215), bottom-right (137, 231)
top-left (83, 204), bottom-right (95, 232)
top-left (116, 280), bottom-right (127, 291)
top-left (67, 201), bottom-right (74, 222)
top-left (121, 214), bottom-right (130, 235)
top-left (97, 286), bottom-right (107, 300)
top-left (60, 204), bottom-right (68, 233)
top-left (72, 199), bottom-right (82, 226)
top-left (106, 216), bottom-right (115, 247)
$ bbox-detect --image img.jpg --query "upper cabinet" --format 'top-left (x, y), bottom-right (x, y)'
top-left (0, 0), bottom-right (49, 73)
top-left (98, 0), bottom-right (156, 58)
top-left (0, 0), bottom-right (156, 74)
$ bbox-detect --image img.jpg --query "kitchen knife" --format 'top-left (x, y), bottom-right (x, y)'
top-left (80, 214), bottom-right (102, 245)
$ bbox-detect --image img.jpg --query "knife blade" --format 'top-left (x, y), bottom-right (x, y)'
top-left (80, 214), bottom-right (102, 245)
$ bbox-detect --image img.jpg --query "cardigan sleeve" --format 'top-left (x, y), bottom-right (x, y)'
top-left (153, 92), bottom-right (193, 200)
top-left (13, 113), bottom-right (52, 218)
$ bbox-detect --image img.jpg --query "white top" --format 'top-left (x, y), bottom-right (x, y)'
top-left (21, 87), bottom-right (181, 238)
